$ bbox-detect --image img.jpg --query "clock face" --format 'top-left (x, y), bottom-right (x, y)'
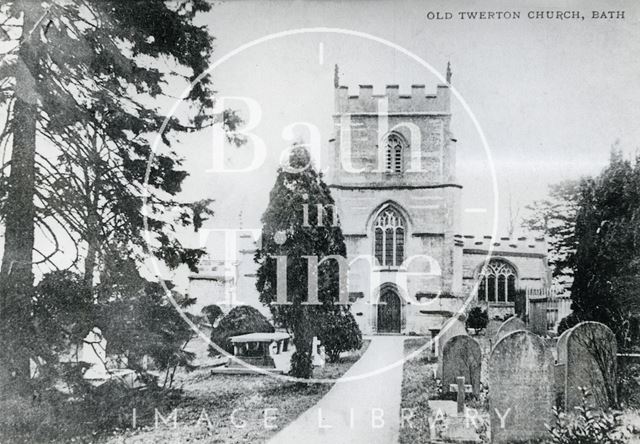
top-left (144, 28), bottom-right (500, 383)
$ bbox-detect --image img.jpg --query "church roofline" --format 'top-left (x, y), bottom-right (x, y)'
top-left (328, 183), bottom-right (462, 190)
top-left (454, 233), bottom-right (548, 256)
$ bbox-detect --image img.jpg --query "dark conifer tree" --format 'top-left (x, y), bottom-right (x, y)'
top-left (255, 145), bottom-right (361, 378)
top-left (0, 1), bottom-right (240, 392)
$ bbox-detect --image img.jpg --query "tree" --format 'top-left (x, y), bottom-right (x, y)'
top-left (0, 0), bottom-right (241, 392)
top-left (255, 145), bottom-right (355, 379)
top-left (465, 307), bottom-right (488, 334)
top-left (202, 304), bottom-right (224, 327)
top-left (569, 150), bottom-right (640, 340)
top-left (95, 251), bottom-right (199, 389)
top-left (521, 179), bottom-right (582, 292)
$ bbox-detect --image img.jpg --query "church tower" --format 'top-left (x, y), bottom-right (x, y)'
top-left (327, 67), bottom-right (462, 334)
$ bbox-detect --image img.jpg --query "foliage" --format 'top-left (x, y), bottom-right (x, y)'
top-left (546, 388), bottom-right (628, 444)
top-left (399, 338), bottom-right (437, 444)
top-left (521, 179), bottom-right (581, 291)
top-left (558, 312), bottom-right (584, 336)
top-left (569, 151), bottom-right (640, 341)
top-left (98, 277), bottom-right (198, 389)
top-left (255, 145), bottom-right (358, 379)
top-left (209, 306), bottom-right (274, 355)
top-left (202, 304), bottom-right (224, 326)
top-left (314, 309), bottom-right (362, 362)
top-left (466, 307), bottom-right (488, 334)
top-left (524, 149), bottom-right (640, 345)
top-left (33, 271), bottom-right (94, 353)
top-left (0, 381), bottom-right (182, 443)
top-left (29, 255), bottom-right (199, 391)
top-left (618, 361), bottom-right (640, 409)
top-left (0, 0), bottom-right (242, 391)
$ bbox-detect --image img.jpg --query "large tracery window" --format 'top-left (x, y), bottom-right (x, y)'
top-left (477, 260), bottom-right (517, 302)
top-left (385, 133), bottom-right (404, 173)
top-left (374, 207), bottom-right (405, 267)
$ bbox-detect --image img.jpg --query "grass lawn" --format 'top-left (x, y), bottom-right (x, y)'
top-left (0, 341), bottom-right (369, 444)
top-left (399, 337), bottom-right (436, 444)
top-left (95, 340), bottom-right (371, 444)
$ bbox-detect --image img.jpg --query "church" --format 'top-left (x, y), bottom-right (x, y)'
top-left (189, 68), bottom-right (552, 335)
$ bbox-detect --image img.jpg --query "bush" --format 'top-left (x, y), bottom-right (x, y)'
top-left (314, 309), bottom-right (363, 362)
top-left (209, 306), bottom-right (274, 355)
top-left (466, 307), bottom-right (488, 334)
top-left (618, 361), bottom-right (640, 409)
top-left (558, 312), bottom-right (583, 336)
top-left (202, 304), bottom-right (223, 326)
top-left (546, 387), bottom-right (628, 444)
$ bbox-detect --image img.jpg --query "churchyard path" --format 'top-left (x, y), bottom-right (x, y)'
top-left (269, 336), bottom-right (405, 444)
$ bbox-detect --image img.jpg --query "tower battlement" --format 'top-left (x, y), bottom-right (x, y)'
top-left (334, 83), bottom-right (450, 114)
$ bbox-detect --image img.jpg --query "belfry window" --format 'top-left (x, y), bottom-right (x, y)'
top-left (374, 207), bottom-right (405, 266)
top-left (477, 260), bottom-right (517, 302)
top-left (385, 133), bottom-right (404, 173)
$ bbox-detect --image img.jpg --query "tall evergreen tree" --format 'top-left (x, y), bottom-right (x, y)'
top-left (521, 179), bottom-right (581, 292)
top-left (569, 150), bottom-right (640, 342)
top-left (0, 1), bottom-right (239, 392)
top-left (255, 146), bottom-right (359, 378)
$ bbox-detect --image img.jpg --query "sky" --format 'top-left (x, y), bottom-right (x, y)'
top-left (170, 0), bottom-right (640, 271)
top-left (2, 0), bottom-right (640, 291)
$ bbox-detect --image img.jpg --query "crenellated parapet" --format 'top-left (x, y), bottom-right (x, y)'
top-left (454, 234), bottom-right (548, 257)
top-left (334, 83), bottom-right (451, 115)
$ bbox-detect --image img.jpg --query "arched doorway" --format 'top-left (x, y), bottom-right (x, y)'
top-left (377, 288), bottom-right (402, 333)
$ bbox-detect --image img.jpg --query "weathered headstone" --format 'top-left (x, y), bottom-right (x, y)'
top-left (494, 316), bottom-right (526, 344)
top-left (556, 326), bottom-right (572, 365)
top-left (489, 330), bottom-right (554, 444)
top-left (485, 319), bottom-right (502, 338)
top-left (312, 336), bottom-right (325, 367)
top-left (442, 335), bottom-right (482, 395)
top-left (562, 321), bottom-right (617, 412)
top-left (437, 316), bottom-right (468, 357)
top-left (553, 327), bottom-right (572, 408)
top-left (80, 327), bottom-right (108, 380)
top-left (436, 316), bottom-right (467, 377)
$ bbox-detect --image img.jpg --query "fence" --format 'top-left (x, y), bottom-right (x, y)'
top-left (526, 288), bottom-right (572, 334)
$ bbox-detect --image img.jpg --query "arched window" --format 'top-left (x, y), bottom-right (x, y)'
top-left (385, 133), bottom-right (404, 173)
top-left (374, 207), bottom-right (405, 266)
top-left (477, 259), bottom-right (517, 302)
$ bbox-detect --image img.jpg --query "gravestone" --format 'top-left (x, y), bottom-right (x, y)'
top-left (485, 319), bottom-right (502, 338)
top-left (80, 327), bottom-right (108, 380)
top-left (556, 326), bottom-right (572, 365)
top-left (312, 336), bottom-right (326, 368)
top-left (553, 327), bottom-right (573, 407)
top-left (562, 321), bottom-right (617, 412)
top-left (494, 316), bottom-right (526, 344)
top-left (436, 316), bottom-right (467, 377)
top-left (437, 316), bottom-right (468, 357)
top-left (442, 335), bottom-right (482, 395)
top-left (489, 330), bottom-right (554, 444)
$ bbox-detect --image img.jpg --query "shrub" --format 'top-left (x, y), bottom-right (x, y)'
top-left (558, 312), bottom-right (583, 336)
top-left (209, 306), bottom-right (274, 355)
top-left (202, 304), bottom-right (223, 326)
top-left (466, 307), bottom-right (488, 334)
top-left (314, 309), bottom-right (363, 362)
top-left (546, 387), bottom-right (628, 444)
top-left (618, 361), bottom-right (640, 409)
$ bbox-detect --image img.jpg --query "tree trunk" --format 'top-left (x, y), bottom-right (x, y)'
top-left (83, 128), bottom-right (101, 288)
top-left (0, 2), bottom-right (42, 395)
